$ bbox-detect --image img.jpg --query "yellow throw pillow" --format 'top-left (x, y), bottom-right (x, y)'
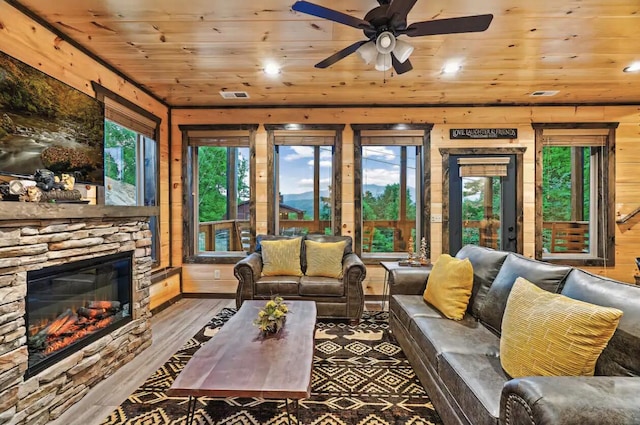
top-left (304, 239), bottom-right (346, 278)
top-left (261, 237), bottom-right (303, 277)
top-left (423, 254), bottom-right (474, 320)
top-left (500, 277), bottom-right (623, 378)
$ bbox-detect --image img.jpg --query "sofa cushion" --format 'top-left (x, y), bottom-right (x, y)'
top-left (390, 295), bottom-right (444, 330)
top-left (409, 315), bottom-right (500, 367)
top-left (304, 235), bottom-right (352, 272)
top-left (455, 245), bottom-right (509, 318)
top-left (478, 253), bottom-right (572, 335)
top-left (255, 276), bottom-right (300, 296)
top-left (299, 276), bottom-right (344, 297)
top-left (438, 352), bottom-right (507, 425)
top-left (255, 234), bottom-right (297, 252)
top-left (501, 277), bottom-right (622, 378)
top-left (304, 239), bottom-right (346, 278)
top-left (424, 254), bottom-right (474, 320)
top-left (261, 237), bottom-right (303, 277)
top-left (561, 269), bottom-right (640, 377)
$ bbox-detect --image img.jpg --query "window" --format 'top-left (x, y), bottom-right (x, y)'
top-left (94, 85), bottom-right (160, 265)
top-left (353, 125), bottom-right (432, 258)
top-left (534, 123), bottom-right (617, 266)
top-left (266, 125), bottom-right (343, 236)
top-left (182, 125), bottom-right (257, 261)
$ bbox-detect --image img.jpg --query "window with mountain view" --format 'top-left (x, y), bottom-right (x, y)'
top-left (353, 125), bottom-right (430, 257)
top-left (362, 144), bottom-right (419, 253)
top-left (276, 145), bottom-right (334, 235)
top-left (267, 127), bottom-right (341, 236)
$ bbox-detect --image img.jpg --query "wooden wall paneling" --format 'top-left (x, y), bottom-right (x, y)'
top-left (0, 2), bottom-right (177, 305)
top-left (170, 122), bottom-right (185, 267)
top-left (341, 125), bottom-right (355, 238)
top-left (362, 265), bottom-right (386, 297)
top-left (170, 106), bottom-right (640, 283)
top-left (149, 274), bottom-right (181, 310)
top-left (182, 264), bottom-right (237, 294)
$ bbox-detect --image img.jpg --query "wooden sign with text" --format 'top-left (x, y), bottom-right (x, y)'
top-left (450, 128), bottom-right (518, 139)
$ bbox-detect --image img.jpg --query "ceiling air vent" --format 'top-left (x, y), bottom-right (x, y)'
top-left (219, 91), bottom-right (250, 99)
top-left (530, 90), bottom-right (559, 97)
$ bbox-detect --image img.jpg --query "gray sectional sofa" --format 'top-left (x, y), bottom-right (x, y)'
top-left (389, 245), bottom-right (640, 425)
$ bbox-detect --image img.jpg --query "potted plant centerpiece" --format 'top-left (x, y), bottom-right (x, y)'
top-left (253, 296), bottom-right (288, 335)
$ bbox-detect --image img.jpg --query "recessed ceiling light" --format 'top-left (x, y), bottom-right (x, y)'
top-left (442, 63), bottom-right (461, 74)
top-left (264, 63), bottom-right (281, 75)
top-left (623, 62), bottom-right (640, 73)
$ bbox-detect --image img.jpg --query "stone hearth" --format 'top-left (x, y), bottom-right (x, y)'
top-left (0, 208), bottom-right (154, 425)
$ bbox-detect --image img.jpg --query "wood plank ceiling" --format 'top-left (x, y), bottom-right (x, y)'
top-left (9, 0), bottom-right (640, 107)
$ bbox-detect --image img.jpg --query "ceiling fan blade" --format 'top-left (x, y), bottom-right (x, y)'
top-left (292, 1), bottom-right (374, 31)
top-left (315, 40), bottom-right (368, 68)
top-left (386, 0), bottom-right (418, 21)
top-left (404, 14), bottom-right (494, 37)
top-left (391, 54), bottom-right (413, 74)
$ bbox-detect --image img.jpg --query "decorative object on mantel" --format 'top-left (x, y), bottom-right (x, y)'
top-left (253, 296), bottom-right (288, 336)
top-left (0, 168), bottom-right (84, 202)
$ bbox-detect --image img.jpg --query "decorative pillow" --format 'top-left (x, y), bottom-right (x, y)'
top-left (304, 239), bottom-right (346, 278)
top-left (261, 237), bottom-right (303, 277)
top-left (500, 277), bottom-right (623, 378)
top-left (423, 254), bottom-right (474, 320)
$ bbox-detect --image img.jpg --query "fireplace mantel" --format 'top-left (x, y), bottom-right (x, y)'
top-left (0, 203), bottom-right (158, 221)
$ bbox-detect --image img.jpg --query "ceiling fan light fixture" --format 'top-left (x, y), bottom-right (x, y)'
top-left (375, 31), bottom-right (396, 54)
top-left (357, 41), bottom-right (378, 65)
top-left (375, 52), bottom-right (392, 71)
top-left (393, 38), bottom-right (414, 63)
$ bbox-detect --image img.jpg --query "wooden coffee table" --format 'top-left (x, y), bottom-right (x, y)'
top-left (167, 300), bottom-right (317, 425)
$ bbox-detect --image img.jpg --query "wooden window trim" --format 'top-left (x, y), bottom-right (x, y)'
top-left (265, 124), bottom-right (344, 236)
top-left (352, 124), bottom-right (433, 261)
top-left (440, 147), bottom-right (526, 255)
top-left (180, 124), bottom-right (258, 264)
top-left (533, 122), bottom-right (618, 267)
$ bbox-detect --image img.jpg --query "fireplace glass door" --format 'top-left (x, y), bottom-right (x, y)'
top-left (26, 252), bottom-right (133, 377)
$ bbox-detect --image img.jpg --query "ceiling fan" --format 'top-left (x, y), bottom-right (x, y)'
top-left (291, 0), bottom-right (493, 74)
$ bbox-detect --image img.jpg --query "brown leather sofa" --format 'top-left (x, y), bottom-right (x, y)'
top-left (234, 234), bottom-right (366, 322)
top-left (389, 245), bottom-right (640, 425)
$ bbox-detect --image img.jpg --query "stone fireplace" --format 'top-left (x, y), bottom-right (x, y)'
top-left (0, 204), bottom-right (156, 425)
top-left (25, 251), bottom-right (134, 378)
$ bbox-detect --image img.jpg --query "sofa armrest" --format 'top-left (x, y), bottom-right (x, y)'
top-left (501, 376), bottom-right (640, 425)
top-left (234, 253), bottom-right (263, 308)
top-left (343, 253), bottom-right (366, 320)
top-left (389, 267), bottom-right (431, 296)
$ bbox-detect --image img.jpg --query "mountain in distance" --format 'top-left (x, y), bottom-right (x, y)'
top-left (282, 184), bottom-right (388, 213)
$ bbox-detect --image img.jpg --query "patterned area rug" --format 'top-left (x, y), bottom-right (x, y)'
top-left (101, 309), bottom-right (443, 425)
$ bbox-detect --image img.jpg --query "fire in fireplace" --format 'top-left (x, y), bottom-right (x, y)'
top-left (25, 252), bottom-right (133, 377)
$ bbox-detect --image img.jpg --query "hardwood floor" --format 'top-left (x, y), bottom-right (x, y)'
top-left (49, 298), bottom-right (383, 425)
top-left (50, 298), bottom-right (235, 425)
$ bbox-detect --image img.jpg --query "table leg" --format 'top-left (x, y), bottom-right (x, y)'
top-left (381, 269), bottom-right (389, 310)
top-left (186, 395), bottom-right (196, 425)
top-left (284, 399), bottom-right (301, 424)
